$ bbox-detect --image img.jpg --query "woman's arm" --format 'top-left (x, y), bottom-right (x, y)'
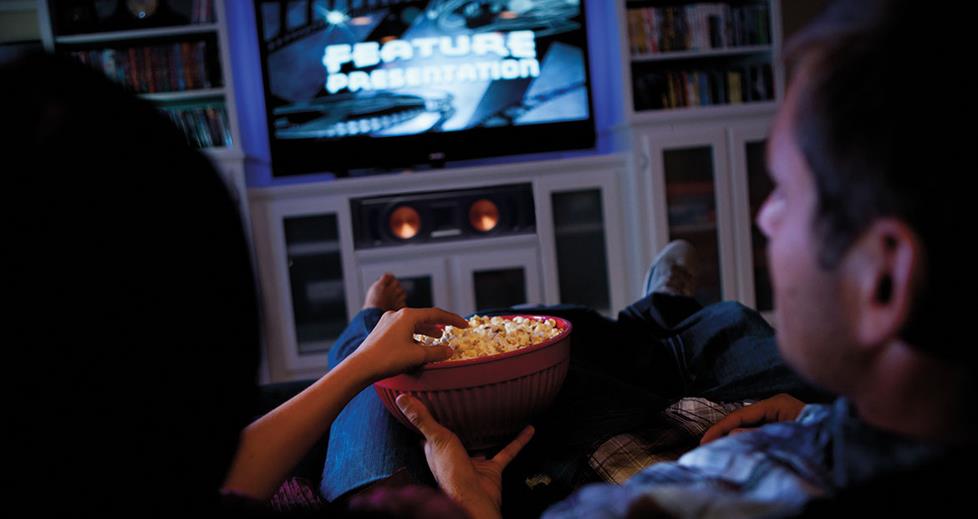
top-left (222, 308), bottom-right (467, 500)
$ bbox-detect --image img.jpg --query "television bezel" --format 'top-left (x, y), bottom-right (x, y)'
top-left (252, 0), bottom-right (598, 178)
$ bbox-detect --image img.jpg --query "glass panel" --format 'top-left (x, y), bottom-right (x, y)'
top-left (663, 146), bottom-right (722, 304)
top-left (261, 3), bottom-right (282, 41)
top-left (286, 1), bottom-right (309, 31)
top-left (284, 214), bottom-right (348, 355)
top-left (400, 276), bottom-right (433, 309)
top-left (552, 189), bottom-right (611, 314)
top-left (746, 140), bottom-right (774, 312)
top-left (474, 268), bottom-right (526, 311)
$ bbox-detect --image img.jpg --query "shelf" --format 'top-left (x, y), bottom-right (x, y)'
top-left (630, 101), bottom-right (778, 124)
top-left (203, 147), bottom-right (244, 161)
top-left (140, 87), bottom-right (225, 102)
top-left (55, 24), bottom-right (218, 45)
top-left (200, 146), bottom-right (245, 160)
top-left (632, 45), bottom-right (773, 63)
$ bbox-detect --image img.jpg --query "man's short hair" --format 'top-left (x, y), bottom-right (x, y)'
top-left (783, 0), bottom-right (971, 362)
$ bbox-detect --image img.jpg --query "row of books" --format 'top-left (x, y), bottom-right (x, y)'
top-left (627, 3), bottom-right (771, 55)
top-left (163, 104), bottom-right (232, 149)
top-left (189, 0), bottom-right (217, 24)
top-left (69, 41), bottom-right (217, 94)
top-left (633, 63), bottom-right (774, 110)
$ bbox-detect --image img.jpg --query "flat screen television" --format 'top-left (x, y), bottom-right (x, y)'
top-left (254, 0), bottom-right (596, 177)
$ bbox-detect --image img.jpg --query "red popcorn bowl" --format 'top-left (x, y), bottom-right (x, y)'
top-left (373, 315), bottom-right (572, 451)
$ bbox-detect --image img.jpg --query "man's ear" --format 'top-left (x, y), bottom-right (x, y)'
top-left (845, 219), bottom-right (923, 349)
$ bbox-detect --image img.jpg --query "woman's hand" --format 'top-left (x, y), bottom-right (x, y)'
top-left (396, 394), bottom-right (534, 519)
top-left (700, 393), bottom-right (807, 444)
top-left (346, 307), bottom-right (469, 382)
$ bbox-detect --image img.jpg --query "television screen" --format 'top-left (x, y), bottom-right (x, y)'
top-left (254, 0), bottom-right (596, 177)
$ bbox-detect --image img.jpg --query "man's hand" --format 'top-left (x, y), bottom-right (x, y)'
top-left (347, 307), bottom-right (468, 382)
top-left (396, 394), bottom-right (534, 519)
top-left (700, 393), bottom-right (807, 444)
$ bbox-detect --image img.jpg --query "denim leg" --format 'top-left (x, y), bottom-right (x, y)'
top-left (320, 308), bottom-right (433, 502)
top-left (484, 295), bottom-right (707, 399)
top-left (540, 296), bottom-right (828, 403)
top-left (617, 292), bottom-right (705, 333)
top-left (325, 308), bottom-right (384, 371)
top-left (665, 301), bottom-right (832, 403)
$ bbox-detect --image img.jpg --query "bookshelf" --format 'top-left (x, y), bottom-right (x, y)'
top-left (38, 0), bottom-right (239, 158)
top-left (37, 0), bottom-right (249, 229)
top-left (620, 0), bottom-right (783, 121)
top-left (610, 1), bottom-right (784, 315)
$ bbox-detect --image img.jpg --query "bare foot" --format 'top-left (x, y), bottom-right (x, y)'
top-left (363, 273), bottom-right (407, 311)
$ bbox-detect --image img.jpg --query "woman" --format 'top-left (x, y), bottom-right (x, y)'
top-left (3, 52), bottom-right (519, 517)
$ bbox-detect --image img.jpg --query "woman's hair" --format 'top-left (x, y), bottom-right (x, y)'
top-left (3, 52), bottom-right (260, 514)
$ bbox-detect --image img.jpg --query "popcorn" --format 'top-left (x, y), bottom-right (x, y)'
top-left (415, 315), bottom-right (563, 361)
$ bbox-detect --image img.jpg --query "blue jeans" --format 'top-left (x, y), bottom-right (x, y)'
top-left (321, 295), bottom-right (828, 505)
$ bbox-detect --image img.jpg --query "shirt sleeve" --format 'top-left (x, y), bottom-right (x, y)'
top-left (543, 404), bottom-right (835, 519)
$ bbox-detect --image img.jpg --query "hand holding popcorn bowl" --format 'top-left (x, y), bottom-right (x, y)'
top-left (373, 315), bottom-right (572, 451)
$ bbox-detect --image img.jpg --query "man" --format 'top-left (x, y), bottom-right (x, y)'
top-left (396, 0), bottom-right (976, 516)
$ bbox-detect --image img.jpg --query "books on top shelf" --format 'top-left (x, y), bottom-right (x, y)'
top-left (189, 0), bottom-right (216, 24)
top-left (48, 0), bottom-right (233, 153)
top-left (68, 40), bottom-right (216, 94)
top-left (627, 3), bottom-right (771, 56)
top-left (162, 102), bottom-right (232, 150)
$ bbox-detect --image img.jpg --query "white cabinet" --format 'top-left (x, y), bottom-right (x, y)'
top-left (250, 195), bottom-right (361, 382)
top-left (637, 126), bottom-right (736, 304)
top-left (625, 118), bottom-right (775, 311)
top-left (613, 0), bottom-right (783, 313)
top-left (250, 155), bottom-right (631, 382)
top-left (359, 237), bottom-right (544, 318)
top-left (359, 256), bottom-right (452, 312)
top-left (535, 170), bottom-right (629, 316)
top-left (449, 239), bottom-right (543, 316)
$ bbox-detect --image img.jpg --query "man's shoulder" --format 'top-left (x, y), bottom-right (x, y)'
top-left (796, 449), bottom-right (975, 517)
top-left (544, 399), bottom-right (846, 518)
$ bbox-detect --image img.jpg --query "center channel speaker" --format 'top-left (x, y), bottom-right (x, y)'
top-left (351, 183), bottom-right (535, 249)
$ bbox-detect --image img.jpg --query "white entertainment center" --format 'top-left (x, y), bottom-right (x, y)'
top-left (35, 0), bottom-right (785, 383)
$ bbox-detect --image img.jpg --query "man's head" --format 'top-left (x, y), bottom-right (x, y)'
top-left (759, 0), bottom-right (971, 399)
